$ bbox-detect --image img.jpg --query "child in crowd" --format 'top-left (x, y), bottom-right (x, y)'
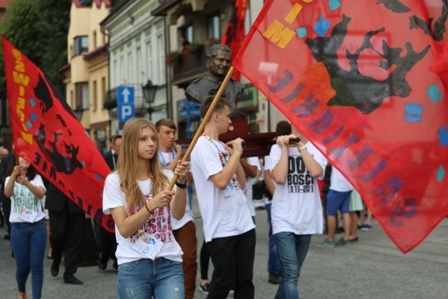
top-left (102, 118), bottom-right (190, 299)
top-left (267, 126), bottom-right (327, 299)
top-left (4, 154), bottom-right (47, 299)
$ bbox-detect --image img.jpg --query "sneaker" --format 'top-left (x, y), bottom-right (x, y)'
top-left (268, 273), bottom-right (282, 284)
top-left (199, 282), bottom-right (210, 293)
top-left (361, 224), bottom-right (372, 231)
top-left (336, 238), bottom-right (350, 246)
top-left (319, 239), bottom-right (335, 247)
top-left (229, 289), bottom-right (234, 297)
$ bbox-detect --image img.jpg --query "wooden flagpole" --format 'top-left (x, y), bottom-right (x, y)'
top-left (167, 66), bottom-right (235, 190)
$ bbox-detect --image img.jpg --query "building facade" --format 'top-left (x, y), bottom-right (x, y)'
top-left (63, 0), bottom-right (112, 153)
top-left (101, 0), bottom-right (175, 134)
top-left (152, 0), bottom-right (284, 138)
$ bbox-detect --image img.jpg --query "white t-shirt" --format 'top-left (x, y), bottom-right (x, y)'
top-left (329, 167), bottom-right (353, 192)
top-left (6, 174), bottom-right (46, 223)
top-left (245, 157), bottom-right (261, 217)
top-left (158, 149), bottom-right (194, 230)
top-left (102, 170), bottom-right (183, 265)
top-left (191, 136), bottom-right (255, 242)
top-left (268, 142), bottom-right (327, 235)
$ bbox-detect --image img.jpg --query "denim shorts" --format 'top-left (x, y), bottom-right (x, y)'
top-left (117, 258), bottom-right (184, 299)
top-left (326, 190), bottom-right (352, 216)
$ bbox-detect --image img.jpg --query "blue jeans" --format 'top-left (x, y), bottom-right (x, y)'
top-left (265, 203), bottom-right (281, 275)
top-left (11, 219), bottom-right (47, 299)
top-left (117, 258), bottom-right (184, 299)
top-left (274, 232), bottom-right (311, 299)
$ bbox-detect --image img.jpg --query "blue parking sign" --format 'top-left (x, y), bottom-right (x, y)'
top-left (117, 86), bottom-right (135, 122)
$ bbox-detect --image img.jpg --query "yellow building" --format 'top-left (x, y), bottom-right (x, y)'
top-left (62, 0), bottom-right (112, 153)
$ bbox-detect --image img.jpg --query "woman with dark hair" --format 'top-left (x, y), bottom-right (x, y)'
top-left (4, 154), bottom-right (47, 299)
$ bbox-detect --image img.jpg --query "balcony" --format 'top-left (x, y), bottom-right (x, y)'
top-left (152, 0), bottom-right (207, 23)
top-left (170, 47), bottom-right (207, 89)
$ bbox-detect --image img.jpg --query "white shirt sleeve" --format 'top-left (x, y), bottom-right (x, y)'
top-left (102, 173), bottom-right (125, 215)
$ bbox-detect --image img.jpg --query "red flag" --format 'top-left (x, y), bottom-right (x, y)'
top-left (221, 0), bottom-right (248, 81)
top-left (233, 0), bottom-right (448, 253)
top-left (2, 36), bottom-right (114, 232)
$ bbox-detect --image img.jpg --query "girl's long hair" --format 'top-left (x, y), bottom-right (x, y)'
top-left (117, 118), bottom-right (168, 213)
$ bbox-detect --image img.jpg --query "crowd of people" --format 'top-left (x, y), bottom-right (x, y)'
top-left (0, 44), bottom-right (375, 299)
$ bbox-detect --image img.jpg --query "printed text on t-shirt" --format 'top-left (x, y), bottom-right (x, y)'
top-left (288, 156), bottom-right (314, 193)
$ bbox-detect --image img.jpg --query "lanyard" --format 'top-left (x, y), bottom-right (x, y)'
top-left (158, 148), bottom-right (176, 167)
top-left (202, 134), bottom-right (228, 166)
top-left (202, 134), bottom-right (239, 189)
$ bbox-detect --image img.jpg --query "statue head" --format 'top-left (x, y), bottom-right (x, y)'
top-left (207, 44), bottom-right (232, 79)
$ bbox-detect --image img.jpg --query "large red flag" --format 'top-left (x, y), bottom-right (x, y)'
top-left (233, 0), bottom-right (448, 253)
top-left (2, 36), bottom-right (114, 232)
top-left (221, 0), bottom-right (248, 81)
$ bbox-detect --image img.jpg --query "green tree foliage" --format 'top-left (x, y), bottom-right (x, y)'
top-left (0, 0), bottom-right (71, 99)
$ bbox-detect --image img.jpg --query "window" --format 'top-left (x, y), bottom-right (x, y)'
top-left (146, 41), bottom-right (153, 82)
top-left (245, 3), bottom-right (251, 34)
top-left (93, 80), bottom-right (97, 111)
top-left (93, 30), bottom-right (97, 49)
top-left (75, 82), bottom-right (89, 109)
top-left (74, 36), bottom-right (88, 55)
top-left (136, 47), bottom-right (141, 83)
top-left (101, 77), bottom-right (106, 107)
top-left (158, 35), bottom-right (166, 85)
top-left (113, 59), bottom-right (118, 86)
top-left (127, 51), bottom-right (133, 84)
top-left (181, 25), bottom-right (193, 43)
top-left (120, 55), bottom-right (125, 84)
top-left (207, 13), bottom-right (220, 40)
top-left (79, 0), bottom-right (92, 6)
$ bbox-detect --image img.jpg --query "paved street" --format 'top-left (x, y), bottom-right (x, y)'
top-left (0, 204), bottom-right (447, 299)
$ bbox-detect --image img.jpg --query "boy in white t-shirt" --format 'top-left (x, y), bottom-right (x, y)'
top-left (267, 126), bottom-right (327, 299)
top-left (191, 97), bottom-right (256, 299)
top-left (155, 118), bottom-right (197, 299)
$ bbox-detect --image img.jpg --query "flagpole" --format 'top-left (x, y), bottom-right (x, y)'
top-left (167, 66), bottom-right (235, 190)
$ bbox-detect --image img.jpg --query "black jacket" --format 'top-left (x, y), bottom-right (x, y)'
top-left (103, 151), bottom-right (117, 171)
top-left (45, 182), bottom-right (84, 214)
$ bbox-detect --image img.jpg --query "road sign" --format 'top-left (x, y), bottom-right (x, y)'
top-left (117, 86), bottom-right (135, 122)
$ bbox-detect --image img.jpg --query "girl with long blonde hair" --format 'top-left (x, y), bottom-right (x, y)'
top-left (103, 118), bottom-right (190, 299)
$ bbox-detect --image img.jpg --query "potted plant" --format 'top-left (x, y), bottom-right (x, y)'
top-left (189, 42), bottom-right (204, 54)
top-left (165, 50), bottom-right (180, 66)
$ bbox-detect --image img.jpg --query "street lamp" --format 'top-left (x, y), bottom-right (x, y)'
top-left (142, 80), bottom-right (158, 119)
top-left (73, 107), bottom-right (84, 121)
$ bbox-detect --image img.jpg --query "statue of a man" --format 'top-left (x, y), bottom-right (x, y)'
top-left (185, 44), bottom-right (244, 109)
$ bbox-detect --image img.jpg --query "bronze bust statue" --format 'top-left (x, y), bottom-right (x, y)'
top-left (185, 44), bottom-right (244, 109)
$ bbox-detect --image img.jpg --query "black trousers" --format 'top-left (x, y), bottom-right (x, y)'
top-left (207, 229), bottom-right (256, 299)
top-left (1, 199), bottom-right (11, 237)
top-left (200, 239), bottom-right (210, 280)
top-left (97, 223), bottom-right (117, 264)
top-left (49, 207), bottom-right (84, 279)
